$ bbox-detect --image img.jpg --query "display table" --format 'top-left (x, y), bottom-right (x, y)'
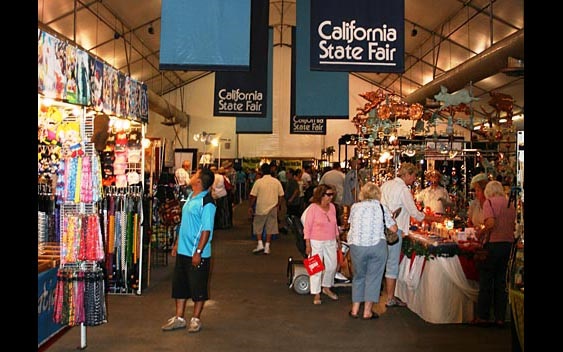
top-left (395, 231), bottom-right (481, 324)
top-left (395, 255), bottom-right (479, 324)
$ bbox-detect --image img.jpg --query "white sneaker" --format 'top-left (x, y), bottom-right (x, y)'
top-left (161, 316), bottom-right (186, 331)
top-left (252, 244), bottom-right (264, 254)
top-left (264, 246), bottom-right (270, 255)
top-left (188, 317), bottom-right (201, 333)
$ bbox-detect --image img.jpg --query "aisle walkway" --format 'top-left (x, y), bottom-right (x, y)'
top-left (44, 200), bottom-right (514, 352)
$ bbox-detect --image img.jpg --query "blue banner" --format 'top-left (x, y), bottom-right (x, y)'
top-left (294, 0), bottom-right (348, 119)
top-left (159, 0), bottom-right (251, 71)
top-left (214, 0), bottom-right (269, 117)
top-left (236, 28), bottom-right (273, 133)
top-left (38, 268), bottom-right (66, 347)
top-left (310, 0), bottom-right (404, 73)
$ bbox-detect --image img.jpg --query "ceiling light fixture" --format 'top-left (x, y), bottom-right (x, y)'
top-left (148, 23), bottom-right (154, 35)
top-left (411, 26), bottom-right (418, 37)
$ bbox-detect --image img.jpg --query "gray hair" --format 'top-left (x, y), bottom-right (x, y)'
top-left (484, 180), bottom-right (506, 198)
top-left (359, 182), bottom-right (381, 201)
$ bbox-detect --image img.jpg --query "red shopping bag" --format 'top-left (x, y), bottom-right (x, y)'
top-left (303, 254), bottom-right (325, 276)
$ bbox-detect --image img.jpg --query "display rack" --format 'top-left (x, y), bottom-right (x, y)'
top-left (51, 109), bottom-right (107, 349)
top-left (103, 183), bottom-right (145, 295)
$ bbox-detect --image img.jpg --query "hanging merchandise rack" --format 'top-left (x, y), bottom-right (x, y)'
top-left (101, 184), bottom-right (145, 295)
top-left (98, 119), bottom-right (146, 296)
top-left (48, 104), bottom-right (107, 349)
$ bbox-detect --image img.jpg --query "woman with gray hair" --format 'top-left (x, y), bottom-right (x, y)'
top-left (473, 180), bottom-right (516, 327)
top-left (346, 182), bottom-right (398, 319)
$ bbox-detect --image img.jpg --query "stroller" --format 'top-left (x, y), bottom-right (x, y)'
top-left (286, 215), bottom-right (352, 295)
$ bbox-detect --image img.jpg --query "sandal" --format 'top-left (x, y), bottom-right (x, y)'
top-left (348, 311), bottom-right (359, 319)
top-left (362, 312), bottom-right (379, 320)
top-left (322, 289), bottom-right (339, 301)
top-left (385, 298), bottom-right (406, 307)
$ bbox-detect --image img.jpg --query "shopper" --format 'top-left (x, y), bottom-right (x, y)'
top-left (473, 180), bottom-right (516, 327)
top-left (303, 184), bottom-right (340, 305)
top-left (161, 167), bottom-right (216, 333)
top-left (175, 160), bottom-right (192, 199)
top-left (319, 162), bottom-right (345, 206)
top-left (285, 168), bottom-right (302, 217)
top-left (466, 173), bottom-right (489, 228)
top-left (248, 162), bottom-right (284, 255)
top-left (380, 162), bottom-right (442, 307)
top-left (210, 166), bottom-right (231, 229)
top-left (342, 158), bottom-right (360, 207)
top-left (347, 182), bottom-right (397, 319)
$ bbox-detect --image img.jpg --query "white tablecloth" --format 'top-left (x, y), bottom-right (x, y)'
top-left (395, 255), bottom-right (479, 324)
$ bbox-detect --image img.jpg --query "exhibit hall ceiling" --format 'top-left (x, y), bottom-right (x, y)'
top-left (38, 0), bottom-right (524, 127)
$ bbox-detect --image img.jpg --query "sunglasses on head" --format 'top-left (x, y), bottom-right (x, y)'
top-left (323, 192), bottom-right (335, 197)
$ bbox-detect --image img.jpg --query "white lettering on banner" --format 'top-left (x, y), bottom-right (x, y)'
top-left (217, 88), bottom-right (264, 114)
top-left (316, 20), bottom-right (399, 66)
top-left (38, 280), bottom-right (56, 315)
top-left (291, 116), bottom-right (325, 134)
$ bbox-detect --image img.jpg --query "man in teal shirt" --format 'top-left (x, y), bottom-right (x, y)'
top-left (162, 167), bottom-right (216, 333)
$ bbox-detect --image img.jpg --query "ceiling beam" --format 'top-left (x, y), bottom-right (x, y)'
top-left (404, 29), bottom-right (524, 105)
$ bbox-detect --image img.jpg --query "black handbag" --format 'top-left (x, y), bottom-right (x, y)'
top-left (380, 203), bottom-right (399, 245)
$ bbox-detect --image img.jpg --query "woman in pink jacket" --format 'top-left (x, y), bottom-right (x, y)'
top-left (473, 180), bottom-right (516, 327)
top-left (303, 184), bottom-right (341, 305)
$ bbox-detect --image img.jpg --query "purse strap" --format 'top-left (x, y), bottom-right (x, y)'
top-left (379, 203), bottom-right (387, 230)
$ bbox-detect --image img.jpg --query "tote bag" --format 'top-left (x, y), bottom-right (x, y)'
top-left (303, 254), bottom-right (324, 276)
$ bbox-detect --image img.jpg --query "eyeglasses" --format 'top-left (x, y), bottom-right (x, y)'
top-left (323, 192), bottom-right (335, 197)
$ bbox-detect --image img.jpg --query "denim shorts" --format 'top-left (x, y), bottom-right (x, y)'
top-left (385, 233), bottom-right (403, 279)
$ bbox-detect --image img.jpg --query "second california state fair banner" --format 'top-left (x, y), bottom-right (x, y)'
top-left (310, 0), bottom-right (404, 73)
top-left (214, 0), bottom-right (269, 117)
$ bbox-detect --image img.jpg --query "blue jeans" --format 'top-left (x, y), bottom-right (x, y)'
top-left (350, 241), bottom-right (388, 303)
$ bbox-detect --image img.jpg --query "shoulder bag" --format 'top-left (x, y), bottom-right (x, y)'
top-left (380, 203), bottom-right (399, 245)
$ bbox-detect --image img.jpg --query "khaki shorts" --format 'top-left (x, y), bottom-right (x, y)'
top-left (253, 207), bottom-right (278, 235)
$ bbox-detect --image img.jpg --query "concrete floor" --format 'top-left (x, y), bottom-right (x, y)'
top-left (43, 200), bottom-right (516, 352)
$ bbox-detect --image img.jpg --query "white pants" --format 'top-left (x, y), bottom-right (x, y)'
top-left (309, 239), bottom-right (338, 294)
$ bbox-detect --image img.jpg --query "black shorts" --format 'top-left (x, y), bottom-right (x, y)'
top-left (171, 254), bottom-right (210, 301)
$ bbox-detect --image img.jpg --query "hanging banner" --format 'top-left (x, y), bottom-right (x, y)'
top-left (294, 0), bottom-right (349, 119)
top-left (38, 29), bottom-right (147, 122)
top-left (38, 31), bottom-right (65, 100)
top-left (214, 0), bottom-right (269, 117)
top-left (159, 0), bottom-right (251, 71)
top-left (140, 83), bottom-right (149, 123)
top-left (38, 268), bottom-right (66, 347)
top-left (290, 116), bottom-right (326, 135)
top-left (236, 28), bottom-right (273, 133)
top-left (310, 0), bottom-right (404, 73)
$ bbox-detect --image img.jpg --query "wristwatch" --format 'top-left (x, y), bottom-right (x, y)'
top-left (195, 248), bottom-right (202, 254)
